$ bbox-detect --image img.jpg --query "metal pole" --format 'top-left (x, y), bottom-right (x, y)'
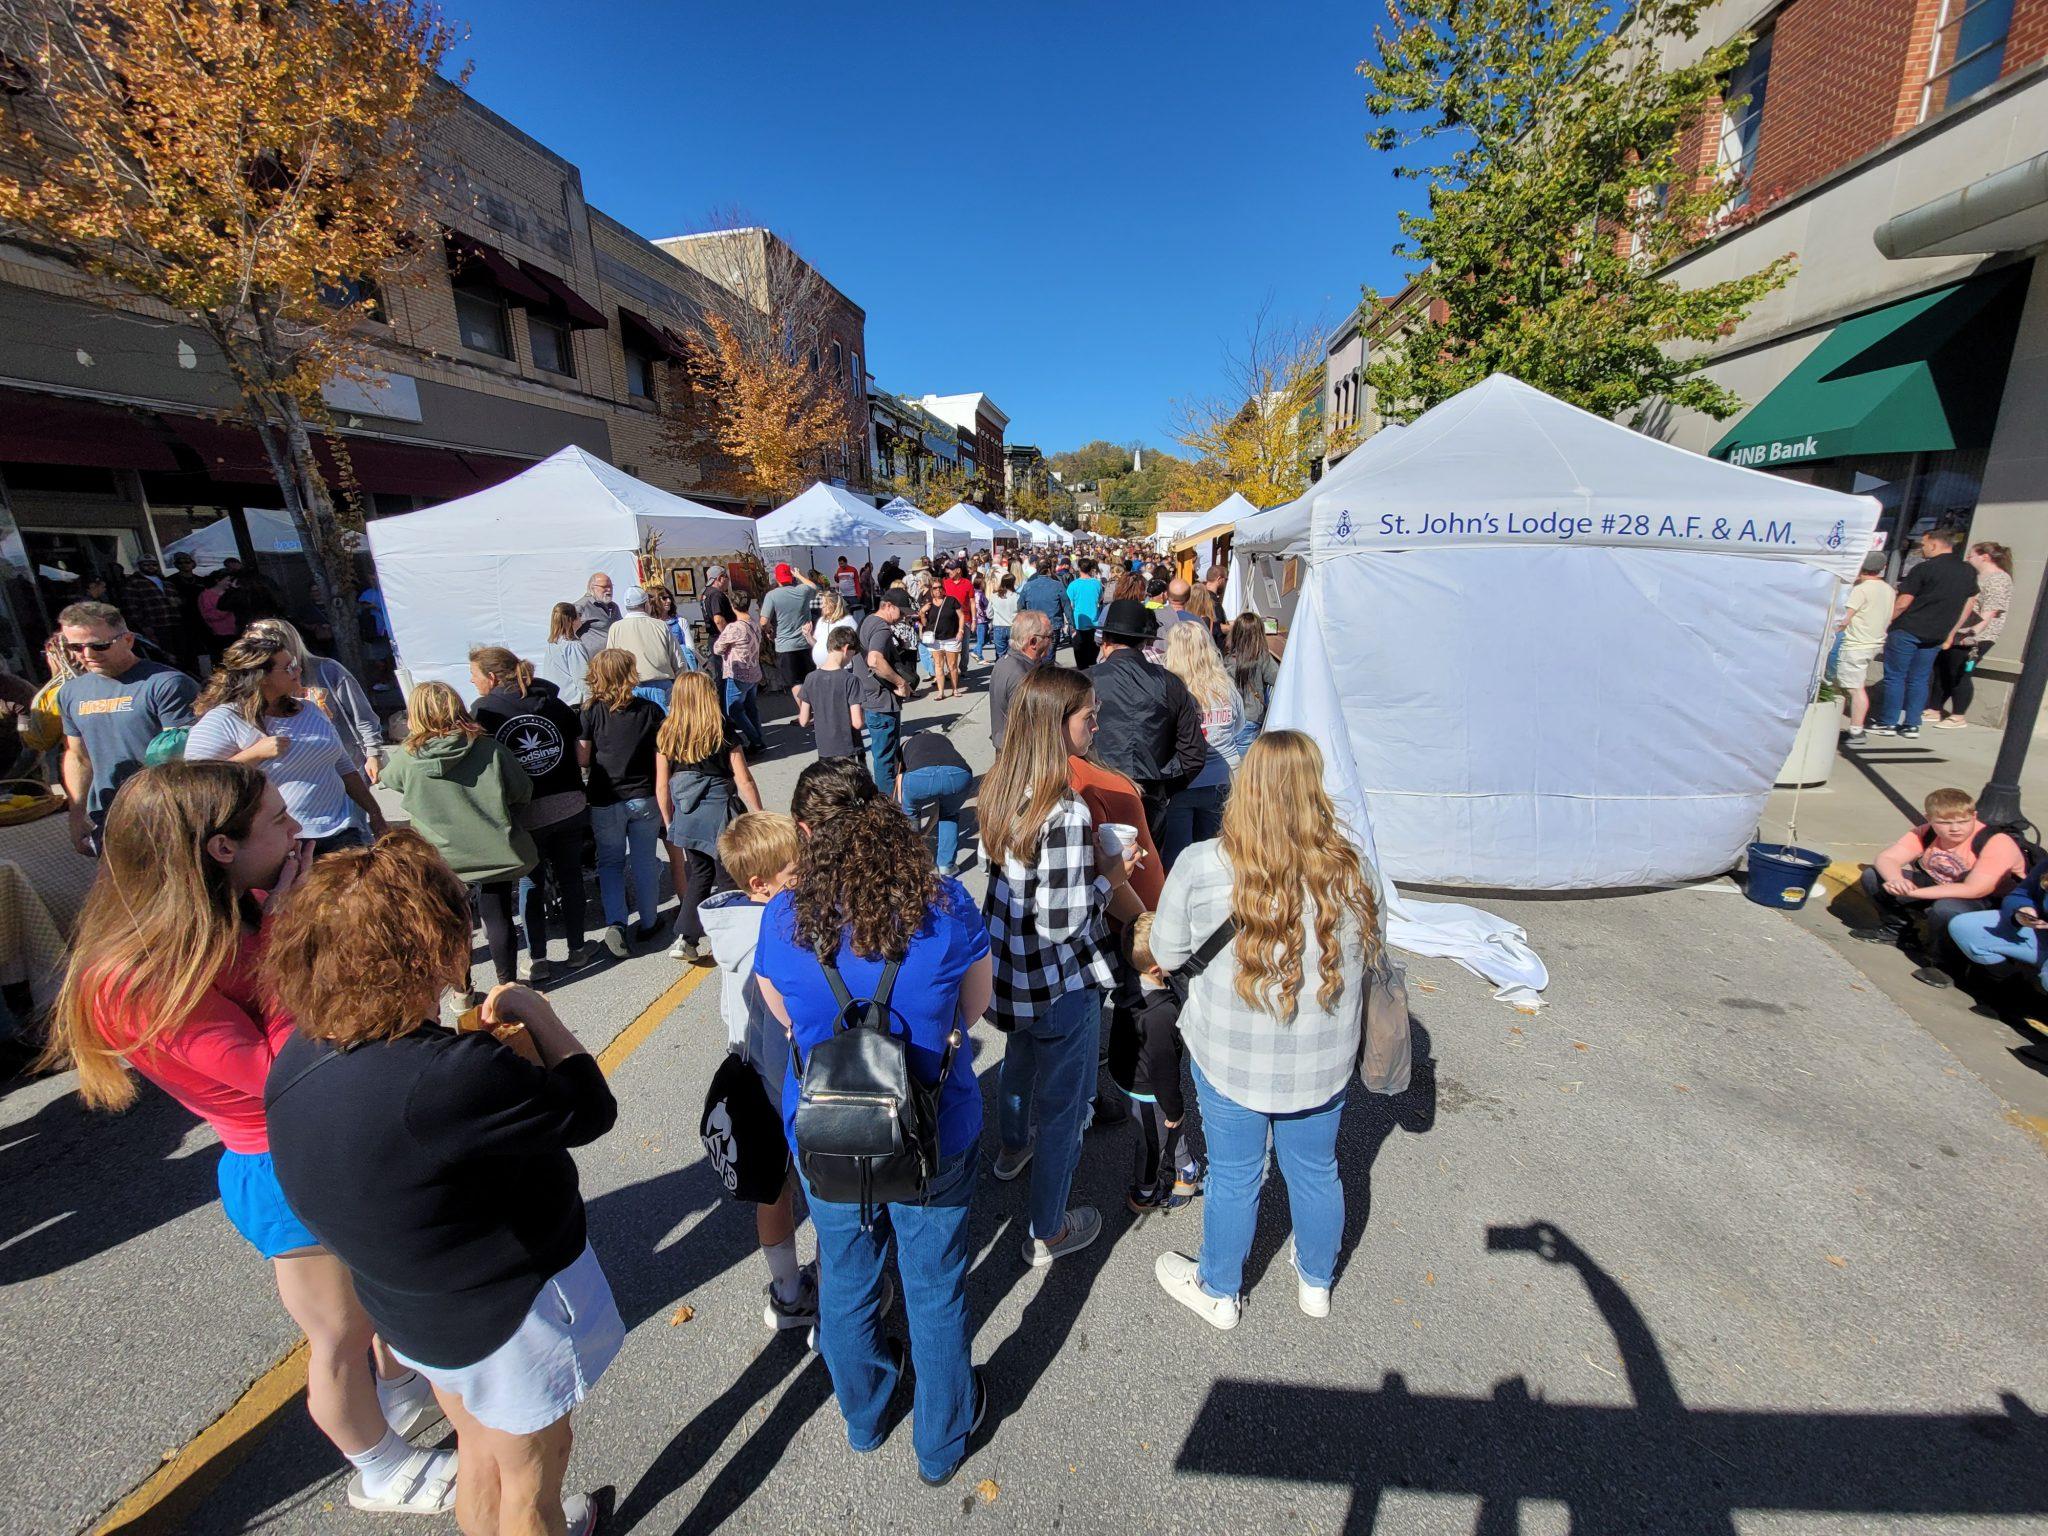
top-left (1977, 561), bottom-right (2048, 826)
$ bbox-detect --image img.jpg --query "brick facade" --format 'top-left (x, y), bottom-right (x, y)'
top-left (1744, 0), bottom-right (1924, 205)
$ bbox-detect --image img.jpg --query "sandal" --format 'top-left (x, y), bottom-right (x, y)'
top-left (347, 1447), bottom-right (458, 1514)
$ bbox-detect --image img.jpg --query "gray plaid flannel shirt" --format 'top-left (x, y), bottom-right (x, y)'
top-left (1151, 840), bottom-right (1370, 1114)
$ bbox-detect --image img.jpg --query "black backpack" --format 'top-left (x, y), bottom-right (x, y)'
top-left (791, 953), bottom-right (958, 1227)
top-left (1917, 818), bottom-right (2047, 871)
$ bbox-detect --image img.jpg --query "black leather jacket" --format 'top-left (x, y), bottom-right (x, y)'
top-left (1086, 646), bottom-right (1206, 796)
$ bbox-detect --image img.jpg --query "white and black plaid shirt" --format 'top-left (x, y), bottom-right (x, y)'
top-left (982, 794), bottom-right (1116, 1031)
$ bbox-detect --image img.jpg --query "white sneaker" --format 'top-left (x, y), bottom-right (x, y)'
top-left (1023, 1206), bottom-right (1101, 1267)
top-left (667, 933), bottom-right (699, 962)
top-left (601, 924), bottom-right (629, 958)
top-left (1288, 1237), bottom-right (1331, 1318)
top-left (1154, 1251), bottom-right (1239, 1330)
top-left (346, 1447), bottom-right (458, 1513)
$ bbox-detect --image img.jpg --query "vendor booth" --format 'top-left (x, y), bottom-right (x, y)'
top-left (1150, 511), bottom-right (1205, 553)
top-left (1229, 426), bottom-right (1407, 624)
top-left (936, 502), bottom-right (1010, 549)
top-left (366, 446), bottom-right (759, 696)
top-left (877, 496), bottom-right (939, 557)
top-left (757, 483), bottom-right (928, 577)
top-left (1171, 491), bottom-right (1259, 580)
top-left (1269, 373), bottom-right (1879, 894)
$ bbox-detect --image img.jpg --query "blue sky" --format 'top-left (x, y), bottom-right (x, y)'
top-left (450, 1), bottom-right (1417, 453)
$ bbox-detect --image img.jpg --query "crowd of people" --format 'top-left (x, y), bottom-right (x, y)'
top-left (28, 533), bottom-right (1404, 1530)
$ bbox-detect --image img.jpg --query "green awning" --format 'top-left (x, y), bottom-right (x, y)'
top-left (1711, 262), bottom-right (2030, 468)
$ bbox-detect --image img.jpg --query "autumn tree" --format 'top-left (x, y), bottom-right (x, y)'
top-left (876, 458), bottom-right (985, 531)
top-left (0, 0), bottom-right (460, 675)
top-left (1358, 0), bottom-right (1795, 422)
top-left (660, 221), bottom-right (864, 511)
top-left (1170, 309), bottom-right (1336, 509)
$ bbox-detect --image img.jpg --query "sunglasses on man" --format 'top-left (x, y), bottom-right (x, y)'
top-left (65, 632), bottom-right (130, 654)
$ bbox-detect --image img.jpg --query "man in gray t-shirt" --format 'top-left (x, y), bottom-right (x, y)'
top-left (759, 566), bottom-right (816, 691)
top-left (55, 600), bottom-right (200, 852)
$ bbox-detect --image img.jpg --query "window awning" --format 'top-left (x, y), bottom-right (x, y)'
top-left (1710, 262), bottom-right (2031, 468)
top-left (516, 260), bottom-right (606, 330)
top-left (443, 230), bottom-right (551, 307)
top-left (617, 307), bottom-right (689, 362)
top-left (0, 391), bottom-right (180, 469)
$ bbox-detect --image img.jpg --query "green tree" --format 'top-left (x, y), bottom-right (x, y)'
top-left (1357, 0), bottom-right (1795, 423)
top-left (1046, 439), bottom-right (1133, 484)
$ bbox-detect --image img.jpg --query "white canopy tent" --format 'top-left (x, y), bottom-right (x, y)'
top-left (757, 483), bottom-right (929, 576)
top-left (1229, 427), bottom-right (1407, 622)
top-left (161, 507), bottom-right (305, 571)
top-left (1019, 520), bottom-right (1057, 547)
top-left (876, 495), bottom-right (939, 557)
top-left (366, 446), bottom-right (759, 697)
top-left (936, 502), bottom-right (1010, 548)
top-left (1150, 511), bottom-right (1205, 552)
top-left (1271, 371), bottom-right (1879, 891)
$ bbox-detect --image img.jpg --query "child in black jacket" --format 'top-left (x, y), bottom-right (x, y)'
top-left (1111, 914), bottom-right (1203, 1212)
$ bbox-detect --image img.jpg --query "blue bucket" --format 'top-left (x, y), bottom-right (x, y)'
top-left (1746, 842), bottom-right (1829, 909)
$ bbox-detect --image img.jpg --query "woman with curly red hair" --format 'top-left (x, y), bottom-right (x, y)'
top-left (752, 756), bottom-right (994, 1488)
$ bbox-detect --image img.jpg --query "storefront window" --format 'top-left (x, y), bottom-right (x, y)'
top-left (1769, 446), bottom-right (1985, 581)
top-left (0, 477), bottom-right (44, 676)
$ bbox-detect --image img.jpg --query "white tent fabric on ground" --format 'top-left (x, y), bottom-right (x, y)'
top-left (757, 482), bottom-right (929, 577)
top-left (161, 507), bottom-right (304, 571)
top-left (366, 446), bottom-right (759, 697)
top-left (936, 502), bottom-right (1010, 548)
top-left (1271, 372), bottom-right (1879, 891)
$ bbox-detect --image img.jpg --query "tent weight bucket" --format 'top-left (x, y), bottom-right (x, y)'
top-left (1745, 842), bottom-right (1829, 910)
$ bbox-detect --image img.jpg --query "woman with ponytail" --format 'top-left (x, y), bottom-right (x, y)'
top-left (1928, 541), bottom-right (2016, 728)
top-left (1150, 730), bottom-right (1383, 1332)
top-left (471, 646), bottom-right (597, 981)
top-left (43, 762), bottom-right (456, 1514)
top-left (752, 757), bottom-right (994, 1488)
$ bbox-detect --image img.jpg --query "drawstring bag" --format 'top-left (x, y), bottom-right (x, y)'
top-left (699, 1052), bottom-right (791, 1204)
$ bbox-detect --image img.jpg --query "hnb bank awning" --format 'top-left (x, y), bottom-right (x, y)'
top-left (1710, 262), bottom-right (2030, 468)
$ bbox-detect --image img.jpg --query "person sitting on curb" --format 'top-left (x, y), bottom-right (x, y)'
top-left (1948, 857), bottom-right (2048, 996)
top-left (1851, 786), bottom-right (2027, 988)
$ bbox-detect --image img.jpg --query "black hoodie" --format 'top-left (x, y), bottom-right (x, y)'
top-left (473, 680), bottom-right (587, 811)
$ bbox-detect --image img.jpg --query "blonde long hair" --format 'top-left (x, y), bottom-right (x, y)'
top-left (45, 762), bottom-right (271, 1109)
top-left (980, 666), bottom-right (1086, 868)
top-left (1164, 620), bottom-right (1239, 713)
top-left (403, 681), bottom-right (482, 752)
top-left (1219, 731), bottom-right (1379, 1017)
top-left (585, 649), bottom-right (639, 711)
top-left (656, 670), bottom-right (726, 763)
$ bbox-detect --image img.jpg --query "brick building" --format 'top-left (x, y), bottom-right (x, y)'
top-left (0, 88), bottom-right (867, 677)
top-left (919, 392), bottom-right (1009, 501)
top-left (1651, 0), bottom-right (2048, 717)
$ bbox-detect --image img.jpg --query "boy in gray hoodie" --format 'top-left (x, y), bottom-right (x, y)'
top-left (698, 812), bottom-right (817, 1331)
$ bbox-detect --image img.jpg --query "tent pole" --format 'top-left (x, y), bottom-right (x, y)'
top-left (1785, 586), bottom-right (1844, 848)
top-left (1977, 561), bottom-right (2048, 827)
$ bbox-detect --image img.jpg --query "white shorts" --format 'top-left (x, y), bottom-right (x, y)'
top-left (1836, 645), bottom-right (1881, 690)
top-left (933, 639), bottom-right (963, 655)
top-left (393, 1244), bottom-right (623, 1435)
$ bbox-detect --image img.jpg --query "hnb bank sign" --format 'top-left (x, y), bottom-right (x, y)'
top-left (1725, 435), bottom-right (1820, 468)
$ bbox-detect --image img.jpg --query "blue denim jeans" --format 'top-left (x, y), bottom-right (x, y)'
top-left (866, 708), bottom-right (902, 793)
top-left (804, 1149), bottom-right (978, 1481)
top-left (1192, 1059), bottom-right (1345, 1299)
top-left (1949, 908), bottom-right (2048, 984)
top-left (917, 639), bottom-right (934, 680)
top-left (997, 985), bottom-right (1102, 1240)
top-left (1156, 782), bottom-right (1224, 871)
top-left (1878, 630), bottom-right (1942, 729)
top-left (974, 618), bottom-right (990, 659)
top-left (723, 677), bottom-right (766, 752)
top-left (992, 626), bottom-right (1010, 660)
top-left (901, 762), bottom-right (973, 870)
top-left (591, 796), bottom-right (664, 930)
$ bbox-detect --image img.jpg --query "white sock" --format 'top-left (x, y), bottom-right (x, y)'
top-left (346, 1428), bottom-right (418, 1497)
top-left (763, 1238), bottom-right (803, 1301)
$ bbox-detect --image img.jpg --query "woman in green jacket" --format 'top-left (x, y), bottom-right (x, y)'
top-left (381, 682), bottom-right (537, 996)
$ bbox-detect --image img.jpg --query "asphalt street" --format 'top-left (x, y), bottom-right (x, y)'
top-left (7, 657), bottom-right (2048, 1535)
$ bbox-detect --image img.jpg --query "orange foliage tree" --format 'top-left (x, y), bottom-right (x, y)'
top-left (0, 0), bottom-right (460, 673)
top-left (680, 308), bottom-right (860, 512)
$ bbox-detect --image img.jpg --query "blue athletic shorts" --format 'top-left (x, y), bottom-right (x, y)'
top-left (217, 1149), bottom-right (320, 1259)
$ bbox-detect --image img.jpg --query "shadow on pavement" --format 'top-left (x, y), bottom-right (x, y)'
top-left (1176, 1220), bottom-right (2048, 1533)
top-left (0, 1082), bottom-right (221, 1285)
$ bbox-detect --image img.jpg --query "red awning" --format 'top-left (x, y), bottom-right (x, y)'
top-left (170, 414), bottom-right (531, 500)
top-left (169, 416), bottom-right (280, 484)
top-left (517, 261), bottom-right (606, 330)
top-left (0, 392), bottom-right (180, 469)
top-left (444, 230), bottom-right (552, 306)
top-left (618, 307), bottom-right (690, 361)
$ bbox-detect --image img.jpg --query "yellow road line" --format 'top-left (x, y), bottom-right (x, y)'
top-left (95, 964), bottom-right (714, 1534)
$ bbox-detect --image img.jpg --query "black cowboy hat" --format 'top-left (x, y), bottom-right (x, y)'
top-left (1097, 598), bottom-right (1157, 644)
